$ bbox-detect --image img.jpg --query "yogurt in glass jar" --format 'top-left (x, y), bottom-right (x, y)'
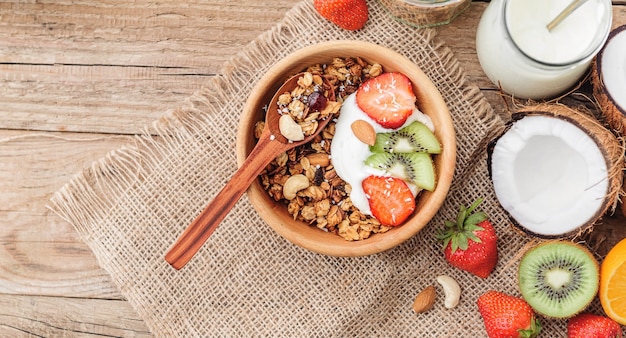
top-left (475, 0), bottom-right (612, 100)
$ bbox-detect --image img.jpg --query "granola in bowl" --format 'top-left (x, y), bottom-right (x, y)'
top-left (255, 57), bottom-right (391, 241)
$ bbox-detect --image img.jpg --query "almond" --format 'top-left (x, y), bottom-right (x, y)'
top-left (306, 153), bottom-right (331, 167)
top-left (351, 119), bottom-right (376, 146)
top-left (412, 285), bottom-right (436, 313)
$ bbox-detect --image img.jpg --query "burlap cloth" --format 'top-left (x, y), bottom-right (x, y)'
top-left (49, 0), bottom-right (608, 336)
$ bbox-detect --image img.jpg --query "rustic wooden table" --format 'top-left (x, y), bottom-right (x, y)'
top-left (2, 1), bottom-right (625, 336)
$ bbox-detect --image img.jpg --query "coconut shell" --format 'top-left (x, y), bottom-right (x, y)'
top-left (591, 25), bottom-right (626, 216)
top-left (487, 103), bottom-right (624, 238)
top-left (591, 25), bottom-right (626, 136)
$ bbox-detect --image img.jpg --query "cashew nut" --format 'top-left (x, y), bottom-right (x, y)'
top-left (282, 174), bottom-right (310, 200)
top-left (279, 114), bottom-right (304, 141)
top-left (436, 275), bottom-right (461, 309)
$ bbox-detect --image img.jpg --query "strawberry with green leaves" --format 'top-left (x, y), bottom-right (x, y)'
top-left (362, 175), bottom-right (415, 226)
top-left (567, 313), bottom-right (622, 338)
top-left (478, 291), bottom-right (542, 338)
top-left (437, 198), bottom-right (497, 278)
top-left (313, 0), bottom-right (368, 31)
top-left (356, 72), bottom-right (416, 129)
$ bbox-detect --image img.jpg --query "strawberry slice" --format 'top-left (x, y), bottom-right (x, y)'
top-left (356, 72), bottom-right (416, 129)
top-left (362, 175), bottom-right (416, 226)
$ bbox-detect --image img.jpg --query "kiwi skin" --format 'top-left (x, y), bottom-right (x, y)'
top-left (517, 240), bottom-right (599, 319)
top-left (370, 121), bottom-right (441, 154)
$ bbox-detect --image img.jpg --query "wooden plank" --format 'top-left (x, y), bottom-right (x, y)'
top-left (0, 294), bottom-right (151, 337)
top-left (0, 0), bottom-right (300, 66)
top-left (0, 63), bottom-right (197, 134)
top-left (0, 0), bottom-right (300, 134)
top-left (0, 130), bottom-right (129, 298)
top-left (0, 238), bottom-right (121, 299)
top-left (436, 2), bottom-right (491, 88)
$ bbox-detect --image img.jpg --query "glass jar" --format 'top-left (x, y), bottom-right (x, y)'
top-left (475, 0), bottom-right (612, 100)
top-left (379, 0), bottom-right (471, 28)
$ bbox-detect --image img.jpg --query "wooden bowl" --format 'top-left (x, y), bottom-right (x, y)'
top-left (236, 40), bottom-right (456, 256)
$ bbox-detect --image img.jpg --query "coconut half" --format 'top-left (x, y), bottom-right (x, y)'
top-left (591, 24), bottom-right (626, 216)
top-left (488, 104), bottom-right (623, 238)
top-left (592, 25), bottom-right (626, 135)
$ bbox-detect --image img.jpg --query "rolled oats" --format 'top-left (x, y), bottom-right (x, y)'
top-left (258, 57), bottom-right (390, 241)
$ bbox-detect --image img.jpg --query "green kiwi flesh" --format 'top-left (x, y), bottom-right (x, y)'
top-left (518, 241), bottom-right (599, 319)
top-left (364, 152), bottom-right (435, 191)
top-left (370, 121), bottom-right (441, 154)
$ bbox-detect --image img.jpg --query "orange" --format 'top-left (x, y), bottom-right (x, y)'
top-left (600, 237), bottom-right (626, 325)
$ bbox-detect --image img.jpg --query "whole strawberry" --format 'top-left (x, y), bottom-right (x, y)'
top-left (437, 198), bottom-right (498, 278)
top-left (313, 0), bottom-right (368, 31)
top-left (567, 313), bottom-right (622, 338)
top-left (478, 291), bottom-right (542, 338)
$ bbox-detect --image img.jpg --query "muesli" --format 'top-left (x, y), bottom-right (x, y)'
top-left (255, 57), bottom-right (439, 241)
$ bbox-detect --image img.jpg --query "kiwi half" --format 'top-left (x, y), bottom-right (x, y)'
top-left (518, 241), bottom-right (599, 319)
top-left (364, 152), bottom-right (435, 191)
top-left (370, 121), bottom-right (441, 154)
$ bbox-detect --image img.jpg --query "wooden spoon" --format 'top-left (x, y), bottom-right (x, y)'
top-left (165, 72), bottom-right (335, 270)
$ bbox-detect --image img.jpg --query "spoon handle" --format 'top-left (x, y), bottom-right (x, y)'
top-left (547, 0), bottom-right (588, 31)
top-left (165, 132), bottom-right (284, 270)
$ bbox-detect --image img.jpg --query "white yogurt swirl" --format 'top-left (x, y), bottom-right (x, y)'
top-left (330, 93), bottom-right (434, 215)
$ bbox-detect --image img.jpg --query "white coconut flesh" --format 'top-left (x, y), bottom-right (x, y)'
top-left (490, 115), bottom-right (609, 237)
top-left (600, 28), bottom-right (626, 111)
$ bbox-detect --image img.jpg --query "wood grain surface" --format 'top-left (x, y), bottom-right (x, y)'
top-left (1, 1), bottom-right (625, 336)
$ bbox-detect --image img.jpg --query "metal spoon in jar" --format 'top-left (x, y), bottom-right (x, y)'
top-left (165, 72), bottom-right (335, 270)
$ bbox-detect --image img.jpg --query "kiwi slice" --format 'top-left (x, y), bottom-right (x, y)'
top-left (518, 241), bottom-right (599, 319)
top-left (364, 152), bottom-right (435, 191)
top-left (370, 121), bottom-right (441, 154)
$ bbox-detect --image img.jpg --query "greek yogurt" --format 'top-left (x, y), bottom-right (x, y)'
top-left (330, 93), bottom-right (434, 215)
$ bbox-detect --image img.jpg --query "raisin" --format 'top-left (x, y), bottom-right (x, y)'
top-left (307, 91), bottom-right (327, 112)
